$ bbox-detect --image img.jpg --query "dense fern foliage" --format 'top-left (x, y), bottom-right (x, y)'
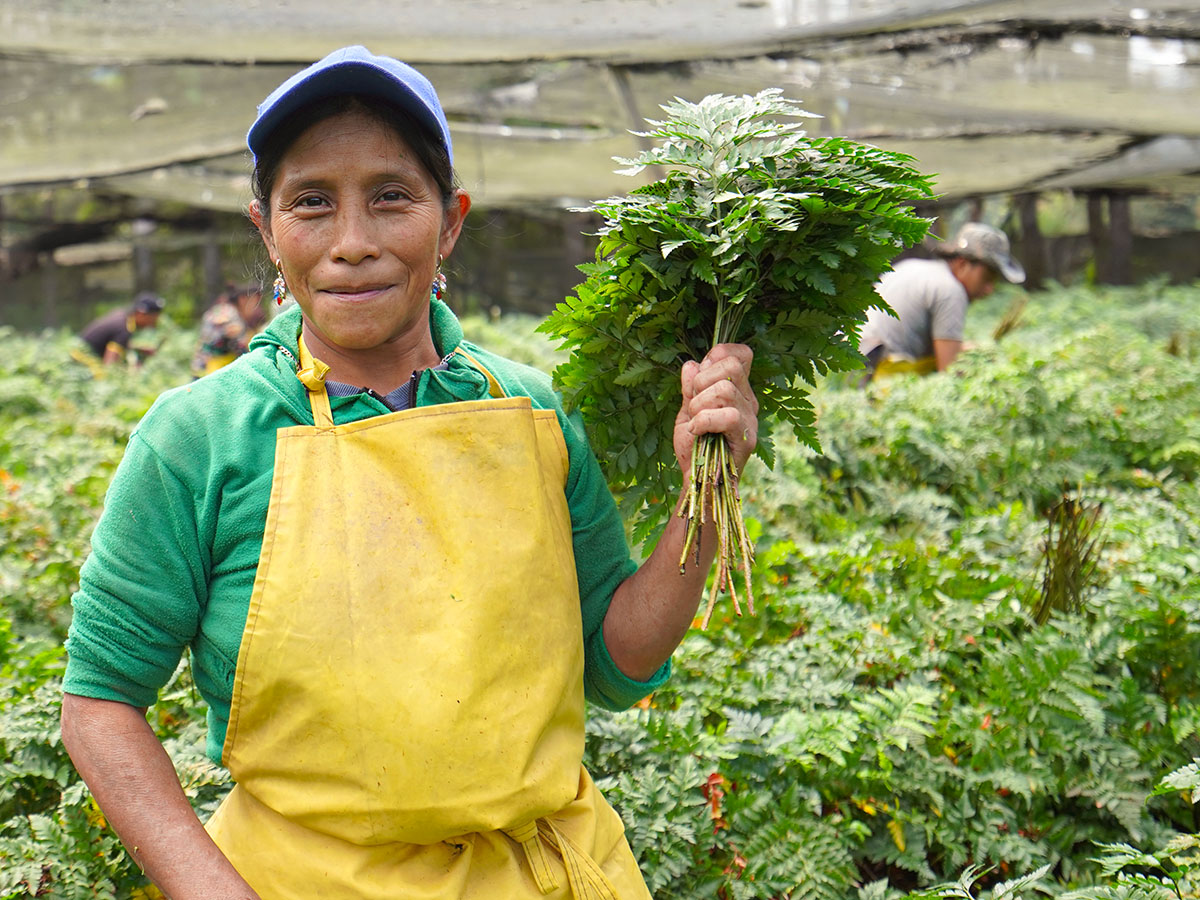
top-left (0, 323), bottom-right (228, 897)
top-left (584, 281), bottom-right (1200, 898)
top-left (2, 281), bottom-right (1200, 897)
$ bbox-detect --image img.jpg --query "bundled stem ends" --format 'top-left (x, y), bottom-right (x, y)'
top-left (681, 432), bottom-right (755, 628)
top-left (679, 272), bottom-right (757, 627)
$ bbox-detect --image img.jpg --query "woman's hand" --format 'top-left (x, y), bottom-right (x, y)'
top-left (673, 343), bottom-right (759, 475)
top-left (605, 343), bottom-right (759, 679)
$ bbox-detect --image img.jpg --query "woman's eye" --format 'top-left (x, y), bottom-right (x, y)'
top-left (297, 195), bottom-right (327, 209)
top-left (379, 189), bottom-right (408, 203)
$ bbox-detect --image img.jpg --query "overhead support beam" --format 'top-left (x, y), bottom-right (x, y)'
top-left (1108, 193), bottom-right (1133, 286)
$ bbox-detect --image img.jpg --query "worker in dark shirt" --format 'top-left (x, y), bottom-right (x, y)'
top-left (80, 293), bottom-right (165, 365)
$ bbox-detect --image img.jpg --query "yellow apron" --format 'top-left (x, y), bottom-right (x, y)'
top-left (205, 338), bottom-right (649, 900)
top-left (202, 353), bottom-right (240, 375)
top-left (872, 355), bottom-right (937, 378)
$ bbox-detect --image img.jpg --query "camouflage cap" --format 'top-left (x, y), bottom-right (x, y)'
top-left (937, 223), bottom-right (1025, 284)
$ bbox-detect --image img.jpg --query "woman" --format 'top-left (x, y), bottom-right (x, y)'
top-left (191, 283), bottom-right (267, 376)
top-left (60, 46), bottom-right (759, 899)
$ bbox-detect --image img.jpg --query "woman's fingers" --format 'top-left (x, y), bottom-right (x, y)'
top-left (687, 374), bottom-right (754, 419)
top-left (679, 359), bottom-right (701, 405)
top-left (674, 343), bottom-right (759, 473)
top-left (688, 406), bottom-right (757, 446)
top-left (688, 345), bottom-right (757, 412)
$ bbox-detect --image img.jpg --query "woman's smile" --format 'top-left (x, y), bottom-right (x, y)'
top-left (320, 283), bottom-right (395, 302)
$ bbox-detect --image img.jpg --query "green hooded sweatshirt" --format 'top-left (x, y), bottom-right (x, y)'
top-left (64, 301), bottom-right (667, 766)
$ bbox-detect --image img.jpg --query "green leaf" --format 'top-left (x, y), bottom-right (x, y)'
top-left (541, 88), bottom-right (932, 544)
top-left (1151, 759), bottom-right (1200, 798)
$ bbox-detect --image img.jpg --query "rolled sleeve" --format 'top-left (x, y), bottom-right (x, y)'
top-left (586, 626), bottom-right (671, 710)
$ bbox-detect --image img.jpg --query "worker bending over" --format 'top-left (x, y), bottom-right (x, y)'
top-left (859, 223), bottom-right (1025, 381)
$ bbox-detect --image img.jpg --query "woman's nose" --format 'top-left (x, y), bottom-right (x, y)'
top-left (329, 206), bottom-right (381, 264)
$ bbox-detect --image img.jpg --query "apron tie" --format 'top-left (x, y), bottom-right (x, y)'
top-left (295, 334), bottom-right (334, 427)
top-left (503, 821), bottom-right (560, 894)
top-left (504, 819), bottom-right (621, 900)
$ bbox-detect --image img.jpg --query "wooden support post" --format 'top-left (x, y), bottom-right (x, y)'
top-left (562, 212), bottom-right (587, 299)
top-left (1014, 192), bottom-right (1044, 290)
top-left (1108, 193), bottom-right (1133, 285)
top-left (42, 196), bottom-right (58, 327)
top-left (203, 225), bottom-right (223, 307)
top-left (490, 209), bottom-right (511, 312)
top-left (1086, 192), bottom-right (1109, 284)
top-left (132, 217), bottom-right (156, 295)
top-left (43, 252), bottom-right (59, 328)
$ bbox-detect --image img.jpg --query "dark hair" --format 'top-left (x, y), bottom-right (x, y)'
top-left (251, 94), bottom-right (457, 216)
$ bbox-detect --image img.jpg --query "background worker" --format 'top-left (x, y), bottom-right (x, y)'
top-left (858, 222), bottom-right (1025, 380)
top-left (79, 292), bottom-right (165, 365)
top-left (191, 282), bottom-right (266, 376)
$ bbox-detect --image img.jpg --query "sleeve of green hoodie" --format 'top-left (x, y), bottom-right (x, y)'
top-left (63, 429), bottom-right (208, 708)
top-left (557, 405), bottom-right (672, 708)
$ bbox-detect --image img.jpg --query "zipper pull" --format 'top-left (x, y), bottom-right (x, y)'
top-left (361, 387), bottom-right (396, 412)
top-left (408, 369), bottom-right (420, 409)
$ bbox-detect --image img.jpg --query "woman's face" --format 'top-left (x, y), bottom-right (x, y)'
top-left (254, 108), bottom-right (467, 356)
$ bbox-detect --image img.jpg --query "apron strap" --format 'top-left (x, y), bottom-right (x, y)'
top-left (540, 819), bottom-right (621, 900)
top-left (502, 819), bottom-right (620, 900)
top-left (295, 334), bottom-right (334, 427)
top-left (502, 821), bottom-right (560, 894)
top-left (454, 348), bottom-right (507, 399)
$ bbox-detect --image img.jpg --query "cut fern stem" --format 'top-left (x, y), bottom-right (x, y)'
top-left (680, 432), bottom-right (756, 629)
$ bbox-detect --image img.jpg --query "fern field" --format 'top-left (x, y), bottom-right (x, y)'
top-left (4, 281), bottom-right (1200, 898)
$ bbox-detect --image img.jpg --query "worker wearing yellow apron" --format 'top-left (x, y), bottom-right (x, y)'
top-left (859, 225), bottom-right (1026, 385)
top-left (192, 286), bottom-right (267, 377)
top-left (204, 337), bottom-right (649, 899)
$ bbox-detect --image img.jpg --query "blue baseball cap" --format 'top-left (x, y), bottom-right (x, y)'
top-left (247, 46), bottom-right (453, 165)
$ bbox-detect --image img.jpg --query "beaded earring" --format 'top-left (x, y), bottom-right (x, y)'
top-left (272, 260), bottom-right (287, 306)
top-left (431, 256), bottom-right (447, 302)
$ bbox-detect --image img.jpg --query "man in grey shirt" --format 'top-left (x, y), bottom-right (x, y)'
top-left (859, 223), bottom-right (1025, 380)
